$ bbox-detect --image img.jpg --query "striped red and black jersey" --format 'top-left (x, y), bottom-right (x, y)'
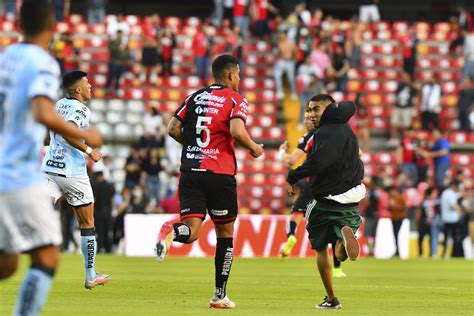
top-left (296, 130), bottom-right (315, 154)
top-left (174, 83), bottom-right (249, 175)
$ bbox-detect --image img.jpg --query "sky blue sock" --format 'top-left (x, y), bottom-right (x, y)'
top-left (81, 228), bottom-right (96, 280)
top-left (14, 268), bottom-right (53, 316)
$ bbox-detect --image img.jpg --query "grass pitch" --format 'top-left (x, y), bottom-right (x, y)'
top-left (1, 254), bottom-right (473, 315)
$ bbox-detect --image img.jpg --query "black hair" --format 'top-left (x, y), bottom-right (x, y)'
top-left (450, 180), bottom-right (461, 188)
top-left (62, 71), bottom-right (87, 90)
top-left (212, 54), bottom-right (239, 81)
top-left (20, 0), bottom-right (55, 36)
top-left (309, 94), bottom-right (335, 104)
top-left (425, 187), bottom-right (434, 196)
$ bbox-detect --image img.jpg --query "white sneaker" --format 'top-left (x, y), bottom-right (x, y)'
top-left (209, 295), bottom-right (236, 309)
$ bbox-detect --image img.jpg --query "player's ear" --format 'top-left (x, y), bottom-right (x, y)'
top-left (227, 70), bottom-right (234, 82)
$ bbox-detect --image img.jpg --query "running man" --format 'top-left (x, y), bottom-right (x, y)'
top-left (41, 71), bottom-right (109, 290)
top-left (279, 109), bottom-right (346, 278)
top-left (0, 1), bottom-right (102, 315)
top-left (155, 54), bottom-right (264, 308)
top-left (287, 94), bottom-right (365, 309)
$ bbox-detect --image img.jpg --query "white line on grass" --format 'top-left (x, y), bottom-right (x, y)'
top-left (340, 284), bottom-right (458, 290)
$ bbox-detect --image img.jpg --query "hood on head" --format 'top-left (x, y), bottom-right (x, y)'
top-left (319, 101), bottom-right (356, 126)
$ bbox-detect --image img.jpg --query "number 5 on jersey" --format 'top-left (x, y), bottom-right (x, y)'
top-left (196, 116), bottom-right (212, 147)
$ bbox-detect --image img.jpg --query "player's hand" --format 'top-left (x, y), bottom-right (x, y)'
top-left (249, 143), bottom-right (264, 158)
top-left (279, 141), bottom-right (288, 152)
top-left (287, 183), bottom-right (296, 196)
top-left (84, 127), bottom-right (103, 148)
top-left (89, 150), bottom-right (102, 162)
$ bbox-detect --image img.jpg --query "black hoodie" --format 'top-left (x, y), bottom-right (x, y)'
top-left (287, 101), bottom-right (364, 203)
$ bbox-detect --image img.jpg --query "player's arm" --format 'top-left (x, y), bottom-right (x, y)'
top-left (230, 118), bottom-right (263, 158)
top-left (43, 129), bottom-right (51, 146)
top-left (287, 135), bottom-right (337, 185)
top-left (61, 122), bottom-right (102, 162)
top-left (282, 148), bottom-right (306, 166)
top-left (167, 116), bottom-right (185, 144)
top-left (31, 96), bottom-right (102, 148)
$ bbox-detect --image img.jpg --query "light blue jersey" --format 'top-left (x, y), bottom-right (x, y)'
top-left (41, 98), bottom-right (91, 178)
top-left (0, 43), bottom-right (60, 192)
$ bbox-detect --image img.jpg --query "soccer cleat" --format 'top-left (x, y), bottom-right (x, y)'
top-left (84, 273), bottom-right (110, 290)
top-left (332, 267), bottom-right (347, 278)
top-left (316, 296), bottom-right (342, 309)
top-left (209, 296), bottom-right (236, 309)
top-left (341, 226), bottom-right (360, 261)
top-left (154, 222), bottom-right (174, 262)
top-left (279, 235), bottom-right (297, 260)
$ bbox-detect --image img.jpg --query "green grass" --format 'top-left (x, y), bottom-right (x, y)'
top-left (1, 255), bottom-right (473, 315)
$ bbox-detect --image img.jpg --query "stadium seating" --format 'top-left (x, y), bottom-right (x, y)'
top-left (1, 16), bottom-right (472, 212)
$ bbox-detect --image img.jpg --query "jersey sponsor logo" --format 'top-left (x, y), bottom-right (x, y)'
top-left (195, 106), bottom-right (219, 115)
top-left (75, 109), bottom-right (87, 118)
top-left (210, 209), bottom-right (228, 216)
top-left (186, 146), bottom-right (221, 155)
top-left (46, 159), bottom-right (65, 169)
top-left (186, 153), bottom-right (206, 160)
top-left (181, 208), bottom-right (191, 214)
top-left (194, 91), bottom-right (226, 107)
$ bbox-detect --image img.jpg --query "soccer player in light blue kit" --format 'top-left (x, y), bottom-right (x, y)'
top-left (42, 70), bottom-right (109, 290)
top-left (0, 1), bottom-right (102, 315)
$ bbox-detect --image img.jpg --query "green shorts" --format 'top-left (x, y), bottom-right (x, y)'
top-left (305, 199), bottom-right (362, 251)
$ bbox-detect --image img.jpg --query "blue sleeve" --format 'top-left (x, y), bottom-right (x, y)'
top-left (440, 139), bottom-right (449, 150)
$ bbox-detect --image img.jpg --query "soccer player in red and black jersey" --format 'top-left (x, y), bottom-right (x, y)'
top-left (154, 54), bottom-right (264, 309)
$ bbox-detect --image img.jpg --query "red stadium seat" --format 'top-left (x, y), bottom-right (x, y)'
top-left (369, 117), bottom-right (389, 129)
top-left (392, 21), bottom-right (408, 34)
top-left (363, 80), bottom-right (380, 92)
top-left (184, 17), bottom-right (201, 28)
top-left (382, 80), bottom-right (398, 93)
top-left (360, 152), bottom-right (375, 164)
top-left (417, 58), bottom-right (432, 69)
top-left (451, 154), bottom-right (474, 166)
top-left (361, 57), bottom-right (376, 68)
top-left (432, 32), bottom-right (448, 41)
top-left (451, 57), bottom-right (464, 68)
top-left (125, 15), bottom-right (141, 26)
top-left (375, 152), bottom-right (396, 164)
top-left (361, 43), bottom-right (374, 54)
top-left (164, 16), bottom-right (182, 29)
top-left (447, 132), bottom-right (469, 144)
top-left (441, 82), bottom-right (458, 94)
top-left (434, 22), bottom-right (450, 33)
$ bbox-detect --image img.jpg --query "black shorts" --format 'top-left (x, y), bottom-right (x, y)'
top-left (179, 172), bottom-right (238, 224)
top-left (292, 178), bottom-right (312, 214)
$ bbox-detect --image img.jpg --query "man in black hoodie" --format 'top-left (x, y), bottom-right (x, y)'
top-left (287, 94), bottom-right (365, 310)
